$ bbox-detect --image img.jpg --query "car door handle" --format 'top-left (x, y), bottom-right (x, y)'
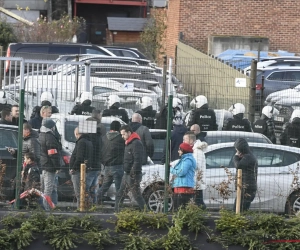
top-left (279, 171), bottom-right (290, 174)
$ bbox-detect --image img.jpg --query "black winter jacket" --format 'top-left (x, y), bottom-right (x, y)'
top-left (71, 100), bottom-right (95, 116)
top-left (102, 106), bottom-right (129, 124)
top-left (11, 117), bottom-right (27, 126)
top-left (102, 131), bottom-right (125, 166)
top-left (70, 134), bottom-right (93, 171)
top-left (280, 118), bottom-right (300, 147)
top-left (155, 105), bottom-right (168, 129)
top-left (136, 106), bottom-right (156, 129)
top-left (187, 104), bottom-right (218, 131)
top-left (23, 130), bottom-right (41, 166)
top-left (223, 114), bottom-right (252, 132)
top-left (130, 122), bottom-right (154, 165)
top-left (88, 127), bottom-right (103, 170)
top-left (39, 127), bottom-right (62, 172)
top-left (0, 118), bottom-right (12, 125)
top-left (253, 115), bottom-right (276, 143)
top-left (233, 138), bottom-right (258, 191)
top-left (123, 133), bottom-right (144, 174)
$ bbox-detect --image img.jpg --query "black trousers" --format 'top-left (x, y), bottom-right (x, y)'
top-left (194, 190), bottom-right (206, 209)
top-left (233, 189), bottom-right (256, 212)
top-left (173, 193), bottom-right (195, 211)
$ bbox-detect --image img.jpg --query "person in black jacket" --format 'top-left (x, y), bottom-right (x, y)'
top-left (233, 138), bottom-right (258, 212)
top-left (29, 106), bottom-right (52, 130)
top-left (71, 92), bottom-right (95, 116)
top-left (39, 118), bottom-right (62, 210)
top-left (30, 92), bottom-right (59, 119)
top-left (115, 125), bottom-right (146, 212)
top-left (85, 117), bottom-right (103, 204)
top-left (253, 106), bottom-right (279, 143)
top-left (69, 127), bottom-right (93, 209)
top-left (187, 95), bottom-right (218, 131)
top-left (98, 121), bottom-right (125, 203)
top-left (280, 110), bottom-right (300, 147)
top-left (136, 96), bottom-right (156, 129)
top-left (102, 94), bottom-right (129, 123)
top-left (11, 105), bottom-right (27, 126)
top-left (0, 108), bottom-right (13, 125)
top-left (190, 124), bottom-right (207, 142)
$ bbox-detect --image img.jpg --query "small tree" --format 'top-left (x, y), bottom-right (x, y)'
top-left (140, 9), bottom-right (167, 63)
top-left (13, 14), bottom-right (85, 43)
top-left (0, 21), bottom-right (16, 50)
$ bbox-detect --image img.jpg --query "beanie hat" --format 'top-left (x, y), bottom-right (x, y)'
top-left (110, 120), bottom-right (121, 131)
top-left (179, 142), bottom-right (193, 153)
top-left (42, 118), bottom-right (56, 129)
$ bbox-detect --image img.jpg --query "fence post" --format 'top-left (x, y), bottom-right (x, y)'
top-left (260, 75), bottom-right (265, 114)
top-left (164, 95), bottom-right (173, 213)
top-left (249, 59), bottom-right (257, 123)
top-left (161, 56), bottom-right (167, 107)
top-left (235, 169), bottom-right (242, 214)
top-left (80, 163), bottom-right (86, 212)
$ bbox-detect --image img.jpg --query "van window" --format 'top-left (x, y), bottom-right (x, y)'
top-left (267, 72), bottom-right (284, 80)
top-left (15, 47), bottom-right (48, 59)
top-left (85, 48), bottom-right (106, 55)
top-left (48, 47), bottom-right (80, 54)
top-left (122, 50), bottom-right (139, 58)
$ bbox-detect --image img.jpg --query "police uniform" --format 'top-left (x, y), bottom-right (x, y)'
top-left (102, 107), bottom-right (129, 124)
top-left (136, 107), bottom-right (156, 129)
top-left (223, 115), bottom-right (252, 132)
top-left (280, 118), bottom-right (300, 147)
top-left (70, 104), bottom-right (95, 116)
top-left (188, 106), bottom-right (218, 131)
top-left (253, 117), bottom-right (276, 143)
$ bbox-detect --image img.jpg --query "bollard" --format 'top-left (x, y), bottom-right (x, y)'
top-left (80, 163), bottom-right (86, 212)
top-left (236, 169), bottom-right (242, 214)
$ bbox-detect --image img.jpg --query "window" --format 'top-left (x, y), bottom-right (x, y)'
top-left (267, 72), bottom-right (284, 81)
top-left (92, 87), bottom-right (118, 95)
top-left (122, 50), bottom-right (139, 58)
top-left (108, 49), bottom-right (122, 57)
top-left (252, 148), bottom-right (284, 167)
top-left (0, 130), bottom-right (17, 148)
top-left (48, 47), bottom-right (80, 54)
top-left (205, 148), bottom-right (235, 168)
top-left (283, 151), bottom-right (300, 166)
top-left (65, 121), bottom-right (79, 143)
top-left (284, 71), bottom-right (300, 81)
top-left (85, 48), bottom-right (106, 55)
top-left (206, 134), bottom-right (269, 145)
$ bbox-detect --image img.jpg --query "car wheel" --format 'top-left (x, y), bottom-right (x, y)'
top-left (285, 191), bottom-right (300, 214)
top-left (143, 185), bottom-right (173, 213)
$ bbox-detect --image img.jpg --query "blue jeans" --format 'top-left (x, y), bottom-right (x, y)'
top-left (51, 174), bottom-right (58, 206)
top-left (114, 172), bottom-right (146, 212)
top-left (97, 165), bottom-right (124, 203)
top-left (41, 170), bottom-right (56, 211)
top-left (86, 170), bottom-right (100, 204)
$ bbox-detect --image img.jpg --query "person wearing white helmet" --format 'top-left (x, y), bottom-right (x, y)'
top-left (223, 103), bottom-right (252, 132)
top-left (136, 96), bottom-right (156, 129)
top-left (186, 95), bottom-right (218, 131)
top-left (71, 91), bottom-right (95, 116)
top-left (253, 106), bottom-right (279, 143)
top-left (102, 94), bottom-right (129, 123)
top-left (30, 91), bottom-right (59, 119)
top-left (155, 97), bottom-right (183, 129)
top-left (280, 109), bottom-right (300, 147)
top-left (0, 91), bottom-right (11, 115)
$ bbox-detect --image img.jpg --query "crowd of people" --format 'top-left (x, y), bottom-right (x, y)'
top-left (0, 88), bottom-right (299, 212)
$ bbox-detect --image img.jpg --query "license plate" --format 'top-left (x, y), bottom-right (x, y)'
top-left (274, 116), bottom-right (284, 122)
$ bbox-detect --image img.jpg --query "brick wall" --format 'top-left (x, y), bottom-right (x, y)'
top-left (165, 0), bottom-right (300, 59)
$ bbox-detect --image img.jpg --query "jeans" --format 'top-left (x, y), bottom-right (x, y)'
top-left (194, 190), bottom-right (206, 209)
top-left (115, 172), bottom-right (146, 212)
top-left (86, 170), bottom-right (100, 204)
top-left (41, 170), bottom-right (56, 211)
top-left (51, 174), bottom-right (58, 206)
top-left (233, 189), bottom-right (256, 212)
top-left (98, 165), bottom-right (124, 203)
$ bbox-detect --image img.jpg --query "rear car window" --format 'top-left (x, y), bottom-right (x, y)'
top-left (48, 46), bottom-right (80, 54)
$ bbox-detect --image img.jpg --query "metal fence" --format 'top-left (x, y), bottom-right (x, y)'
top-left (0, 54), bottom-right (299, 215)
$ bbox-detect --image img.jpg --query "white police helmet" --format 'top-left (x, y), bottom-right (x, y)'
top-left (291, 109), bottom-right (300, 121)
top-left (108, 94), bottom-right (120, 107)
top-left (136, 96), bottom-right (153, 109)
top-left (80, 92), bottom-right (92, 103)
top-left (172, 97), bottom-right (183, 111)
top-left (191, 95), bottom-right (208, 109)
top-left (228, 103), bottom-right (245, 115)
top-left (40, 91), bottom-right (53, 103)
top-left (0, 91), bottom-right (7, 104)
top-left (262, 106), bottom-right (279, 118)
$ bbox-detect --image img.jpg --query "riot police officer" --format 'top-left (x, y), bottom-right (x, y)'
top-left (30, 91), bottom-right (59, 119)
top-left (223, 103), bottom-right (252, 132)
top-left (280, 110), bottom-right (300, 147)
top-left (136, 96), bottom-right (156, 129)
top-left (155, 97), bottom-right (183, 129)
top-left (102, 94), bottom-right (129, 123)
top-left (71, 92), bottom-right (95, 116)
top-left (186, 95), bottom-right (218, 131)
top-left (0, 91), bottom-right (11, 116)
top-left (253, 106), bottom-right (279, 143)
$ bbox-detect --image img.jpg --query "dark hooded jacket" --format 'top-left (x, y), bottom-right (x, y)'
top-left (39, 126), bottom-right (62, 172)
top-left (161, 124), bottom-right (188, 163)
top-left (102, 105), bottom-right (129, 124)
top-left (187, 104), bottom-right (218, 131)
top-left (123, 132), bottom-right (144, 174)
top-left (155, 105), bottom-right (168, 129)
top-left (196, 131), bottom-right (207, 142)
top-left (136, 106), bottom-right (156, 129)
top-left (102, 131), bottom-right (125, 166)
top-left (70, 134), bottom-right (93, 171)
top-left (233, 138), bottom-right (258, 191)
top-left (30, 103), bottom-right (59, 119)
top-left (0, 118), bottom-right (12, 125)
top-left (11, 117), bottom-right (27, 126)
top-left (130, 122), bottom-right (154, 164)
top-left (253, 114), bottom-right (276, 143)
top-left (223, 113), bottom-right (252, 132)
top-left (88, 126), bottom-right (103, 171)
top-left (71, 100), bottom-right (95, 116)
top-left (280, 117), bottom-right (300, 147)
